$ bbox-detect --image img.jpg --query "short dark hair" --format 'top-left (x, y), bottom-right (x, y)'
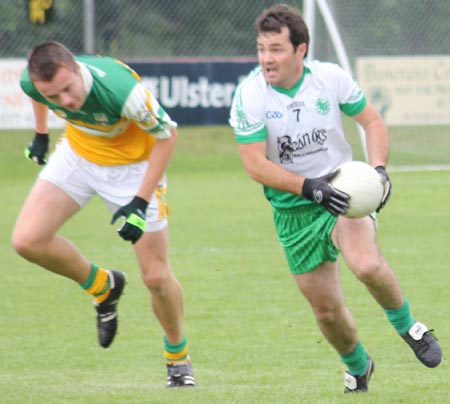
top-left (255, 4), bottom-right (310, 55)
top-left (28, 41), bottom-right (78, 82)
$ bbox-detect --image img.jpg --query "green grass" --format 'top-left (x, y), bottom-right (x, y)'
top-left (1, 127), bottom-right (449, 403)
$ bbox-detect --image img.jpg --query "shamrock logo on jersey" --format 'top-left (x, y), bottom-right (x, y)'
top-left (315, 98), bottom-right (330, 115)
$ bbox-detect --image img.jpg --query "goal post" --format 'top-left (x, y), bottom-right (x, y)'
top-left (304, 0), bottom-right (368, 160)
top-left (304, 0), bottom-right (450, 169)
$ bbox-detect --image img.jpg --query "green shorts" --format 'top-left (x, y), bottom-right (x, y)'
top-left (273, 203), bottom-right (339, 275)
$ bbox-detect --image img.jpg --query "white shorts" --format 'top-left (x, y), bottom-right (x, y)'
top-left (39, 138), bottom-right (168, 232)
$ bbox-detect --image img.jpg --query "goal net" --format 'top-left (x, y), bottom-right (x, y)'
top-left (306, 0), bottom-right (450, 168)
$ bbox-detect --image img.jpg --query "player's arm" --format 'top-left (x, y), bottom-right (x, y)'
top-left (238, 141), bottom-right (303, 194)
top-left (137, 127), bottom-right (177, 201)
top-left (25, 100), bottom-right (50, 165)
top-left (352, 101), bottom-right (389, 168)
top-left (352, 101), bottom-right (392, 210)
top-left (125, 83), bottom-right (177, 199)
top-left (111, 83), bottom-right (177, 243)
top-left (111, 128), bottom-right (177, 244)
top-left (111, 98), bottom-right (178, 244)
top-left (238, 141), bottom-right (349, 215)
top-left (32, 100), bottom-right (50, 133)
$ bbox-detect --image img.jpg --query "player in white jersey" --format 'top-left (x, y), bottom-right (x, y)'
top-left (12, 41), bottom-right (195, 387)
top-left (229, 4), bottom-right (441, 394)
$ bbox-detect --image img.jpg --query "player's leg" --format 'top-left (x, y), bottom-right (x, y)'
top-left (294, 260), bottom-right (358, 353)
top-left (334, 215), bottom-right (442, 368)
top-left (134, 227), bottom-right (185, 341)
top-left (133, 226), bottom-right (194, 387)
top-left (275, 204), bottom-right (373, 392)
top-left (275, 205), bottom-right (361, 354)
top-left (333, 215), bottom-right (403, 308)
top-left (294, 261), bottom-right (373, 393)
top-left (132, 206), bottom-right (194, 386)
top-left (101, 165), bottom-right (194, 385)
top-left (13, 139), bottom-right (125, 348)
top-left (12, 178), bottom-right (90, 282)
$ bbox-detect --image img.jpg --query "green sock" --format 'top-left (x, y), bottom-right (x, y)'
top-left (340, 341), bottom-right (368, 375)
top-left (79, 263), bottom-right (98, 289)
top-left (79, 263), bottom-right (111, 303)
top-left (384, 298), bottom-right (415, 335)
top-left (164, 336), bottom-right (189, 363)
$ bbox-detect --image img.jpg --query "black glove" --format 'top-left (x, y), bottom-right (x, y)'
top-left (24, 132), bottom-right (49, 165)
top-left (375, 166), bottom-right (392, 212)
top-left (111, 196), bottom-right (148, 244)
top-left (302, 170), bottom-right (350, 216)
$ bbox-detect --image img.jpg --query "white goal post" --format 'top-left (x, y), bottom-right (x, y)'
top-left (304, 0), bottom-right (368, 160)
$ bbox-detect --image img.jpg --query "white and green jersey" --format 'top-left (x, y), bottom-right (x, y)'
top-left (229, 59), bottom-right (366, 209)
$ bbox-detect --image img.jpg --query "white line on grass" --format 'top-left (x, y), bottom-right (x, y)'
top-left (389, 164), bottom-right (450, 172)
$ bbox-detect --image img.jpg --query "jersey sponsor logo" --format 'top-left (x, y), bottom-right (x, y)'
top-left (265, 110), bottom-right (283, 119)
top-left (277, 128), bottom-right (328, 164)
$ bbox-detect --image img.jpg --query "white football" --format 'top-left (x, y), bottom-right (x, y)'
top-left (331, 161), bottom-right (384, 218)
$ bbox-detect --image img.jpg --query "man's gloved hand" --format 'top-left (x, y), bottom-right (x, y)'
top-left (111, 196), bottom-right (148, 244)
top-left (302, 170), bottom-right (350, 216)
top-left (24, 132), bottom-right (49, 165)
top-left (375, 166), bottom-right (392, 212)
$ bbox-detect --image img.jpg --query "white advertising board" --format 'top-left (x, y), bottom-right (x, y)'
top-left (0, 59), bottom-right (64, 130)
top-left (356, 56), bottom-right (450, 126)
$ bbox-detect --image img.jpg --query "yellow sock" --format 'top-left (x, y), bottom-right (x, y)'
top-left (80, 264), bottom-right (111, 304)
top-left (164, 336), bottom-right (189, 364)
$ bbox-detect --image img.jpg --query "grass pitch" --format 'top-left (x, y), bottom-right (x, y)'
top-left (0, 126), bottom-right (449, 403)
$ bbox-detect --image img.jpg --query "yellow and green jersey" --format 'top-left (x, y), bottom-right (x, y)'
top-left (21, 56), bottom-right (176, 166)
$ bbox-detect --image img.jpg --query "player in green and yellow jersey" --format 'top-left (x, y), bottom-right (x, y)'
top-left (13, 41), bottom-right (194, 387)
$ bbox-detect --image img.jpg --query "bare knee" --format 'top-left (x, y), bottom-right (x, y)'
top-left (314, 305), bottom-right (343, 327)
top-left (351, 255), bottom-right (383, 284)
top-left (141, 265), bottom-right (175, 294)
top-left (11, 228), bottom-right (42, 261)
top-left (142, 271), bottom-right (164, 290)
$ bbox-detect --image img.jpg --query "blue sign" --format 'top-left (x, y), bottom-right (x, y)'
top-left (128, 60), bottom-right (257, 125)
